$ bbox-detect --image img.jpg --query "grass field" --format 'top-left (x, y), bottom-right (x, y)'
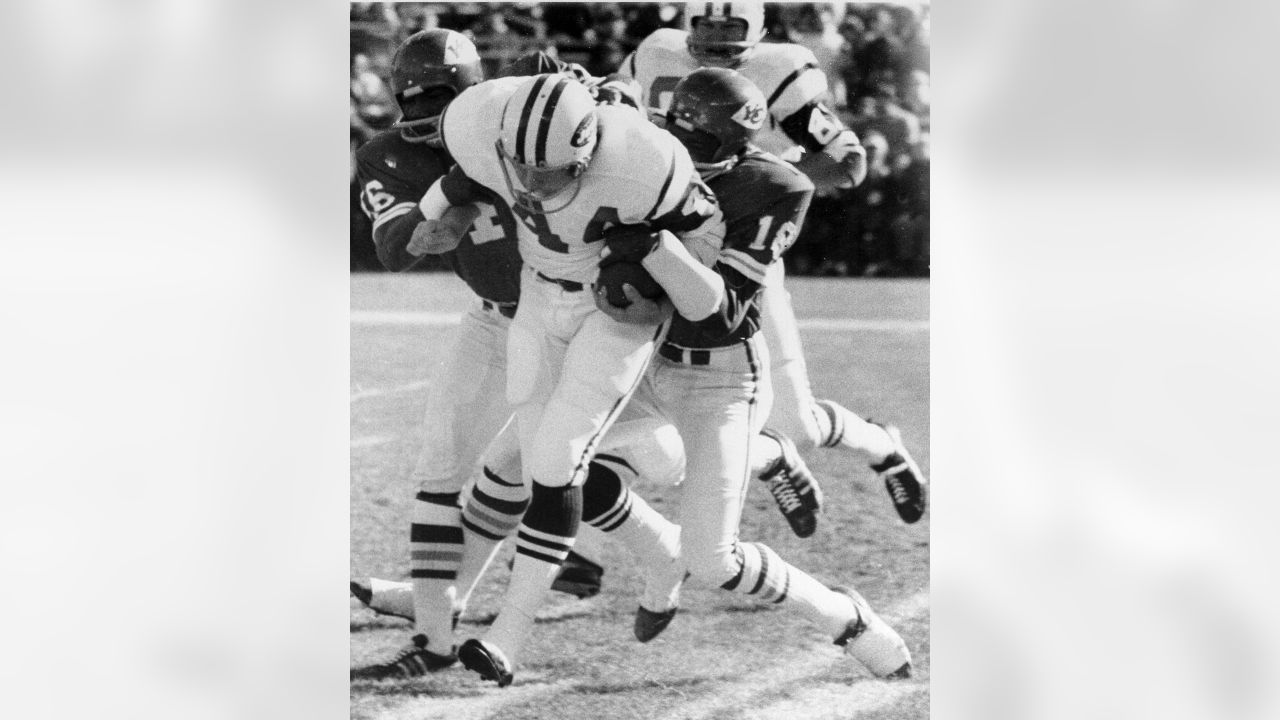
top-left (350, 273), bottom-right (930, 720)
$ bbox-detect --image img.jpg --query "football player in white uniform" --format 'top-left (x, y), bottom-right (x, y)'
top-left (585, 67), bottom-right (912, 679)
top-left (418, 72), bottom-right (725, 685)
top-left (351, 42), bottom-right (688, 679)
top-left (619, 0), bottom-right (927, 524)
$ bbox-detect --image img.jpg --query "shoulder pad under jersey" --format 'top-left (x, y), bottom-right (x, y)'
top-left (741, 42), bottom-right (828, 120)
top-left (439, 77), bottom-right (523, 186)
top-left (589, 104), bottom-right (697, 224)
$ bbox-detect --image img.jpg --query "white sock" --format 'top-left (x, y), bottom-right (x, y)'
top-left (780, 566), bottom-right (858, 640)
top-left (749, 433), bottom-right (784, 477)
top-left (815, 400), bottom-right (896, 462)
top-left (484, 553), bottom-right (558, 666)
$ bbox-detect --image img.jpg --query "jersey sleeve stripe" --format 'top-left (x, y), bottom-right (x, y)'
top-left (371, 202), bottom-right (416, 230)
top-left (627, 51), bottom-right (637, 77)
top-left (513, 75), bottom-right (550, 162)
top-left (719, 248), bottom-right (770, 283)
top-left (644, 152), bottom-right (680, 221)
top-left (766, 62), bottom-right (819, 108)
top-left (534, 76), bottom-right (570, 165)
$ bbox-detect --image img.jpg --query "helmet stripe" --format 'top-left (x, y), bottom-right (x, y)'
top-left (513, 75), bottom-right (550, 163)
top-left (534, 77), bottom-right (570, 166)
top-left (766, 63), bottom-right (819, 108)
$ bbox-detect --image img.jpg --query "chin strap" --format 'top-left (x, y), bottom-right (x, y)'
top-left (694, 155), bottom-right (741, 182)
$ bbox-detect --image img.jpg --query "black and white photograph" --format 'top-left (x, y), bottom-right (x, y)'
top-left (349, 3), bottom-right (931, 717)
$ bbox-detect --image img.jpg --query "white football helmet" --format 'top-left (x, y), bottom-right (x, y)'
top-left (684, 0), bottom-right (767, 68)
top-left (496, 74), bottom-right (598, 214)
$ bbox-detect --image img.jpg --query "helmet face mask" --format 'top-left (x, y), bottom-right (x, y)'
top-left (390, 29), bottom-right (484, 146)
top-left (496, 75), bottom-right (598, 214)
top-left (665, 67), bottom-right (767, 176)
top-left (496, 139), bottom-right (589, 213)
top-left (396, 86), bottom-right (460, 143)
top-left (685, 0), bottom-right (766, 68)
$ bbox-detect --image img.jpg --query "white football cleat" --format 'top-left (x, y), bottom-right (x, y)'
top-left (830, 586), bottom-right (912, 678)
top-left (350, 578), bottom-right (414, 621)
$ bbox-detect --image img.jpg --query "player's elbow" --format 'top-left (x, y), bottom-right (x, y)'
top-left (373, 224), bottom-right (418, 272)
top-left (678, 284), bottom-right (724, 322)
top-left (845, 146), bottom-right (868, 187)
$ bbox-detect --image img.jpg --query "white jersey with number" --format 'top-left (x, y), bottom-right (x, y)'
top-left (620, 28), bottom-right (833, 161)
top-left (441, 76), bottom-right (715, 285)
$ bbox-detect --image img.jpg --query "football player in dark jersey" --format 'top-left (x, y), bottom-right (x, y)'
top-left (583, 68), bottom-right (913, 679)
top-left (352, 31), bottom-right (636, 680)
top-left (620, 0), bottom-right (927, 526)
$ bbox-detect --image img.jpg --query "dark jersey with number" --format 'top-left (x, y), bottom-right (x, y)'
top-left (354, 129), bottom-right (523, 304)
top-left (665, 148), bottom-right (814, 349)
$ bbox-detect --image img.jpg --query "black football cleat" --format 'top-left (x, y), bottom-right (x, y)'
top-left (350, 634), bottom-right (457, 680)
top-left (634, 605), bottom-right (679, 643)
top-left (869, 423), bottom-right (927, 524)
top-left (552, 551), bottom-right (604, 599)
top-left (758, 428), bottom-right (823, 537)
top-left (458, 638), bottom-right (514, 687)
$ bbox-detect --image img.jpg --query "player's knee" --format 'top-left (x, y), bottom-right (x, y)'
top-left (413, 471), bottom-right (466, 496)
top-left (684, 542), bottom-right (739, 584)
top-left (771, 402), bottom-right (829, 451)
top-left (527, 448), bottom-right (576, 488)
top-left (625, 423), bottom-right (685, 484)
top-left (581, 461), bottom-right (624, 525)
top-left (479, 427), bottom-right (522, 484)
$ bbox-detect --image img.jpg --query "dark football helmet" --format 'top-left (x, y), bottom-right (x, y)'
top-left (684, 0), bottom-right (767, 68)
top-left (666, 68), bottom-right (767, 173)
top-left (390, 29), bottom-right (484, 145)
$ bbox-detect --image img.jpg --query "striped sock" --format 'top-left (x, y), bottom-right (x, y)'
top-left (461, 466), bottom-right (530, 540)
top-left (486, 482), bottom-right (581, 661)
top-left (515, 482), bottom-right (580, 565)
top-left (410, 491), bottom-right (462, 653)
top-left (814, 400), bottom-right (845, 449)
top-left (456, 465), bottom-right (529, 609)
top-left (721, 540), bottom-right (857, 638)
top-left (720, 541), bottom-right (792, 603)
top-left (583, 457), bottom-right (678, 571)
top-left (815, 400), bottom-right (896, 461)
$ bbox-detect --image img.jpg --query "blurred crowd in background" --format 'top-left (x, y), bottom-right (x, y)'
top-left (351, 2), bottom-right (930, 277)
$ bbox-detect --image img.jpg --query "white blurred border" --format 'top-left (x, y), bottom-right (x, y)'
top-left (0, 1), bottom-right (350, 718)
top-left (2, 1), bottom-right (1279, 718)
top-left (933, 0), bottom-right (1280, 718)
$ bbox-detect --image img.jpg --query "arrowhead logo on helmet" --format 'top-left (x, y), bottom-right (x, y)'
top-left (731, 101), bottom-right (765, 129)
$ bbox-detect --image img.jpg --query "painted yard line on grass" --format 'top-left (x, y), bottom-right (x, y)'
top-left (350, 379), bottom-right (432, 402)
top-left (359, 590), bottom-right (929, 720)
top-left (352, 311), bottom-right (928, 332)
top-left (376, 679), bottom-right (579, 720)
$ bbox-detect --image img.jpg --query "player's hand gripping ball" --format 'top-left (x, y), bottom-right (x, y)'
top-left (595, 260), bottom-right (664, 308)
top-left (596, 224), bottom-right (664, 308)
